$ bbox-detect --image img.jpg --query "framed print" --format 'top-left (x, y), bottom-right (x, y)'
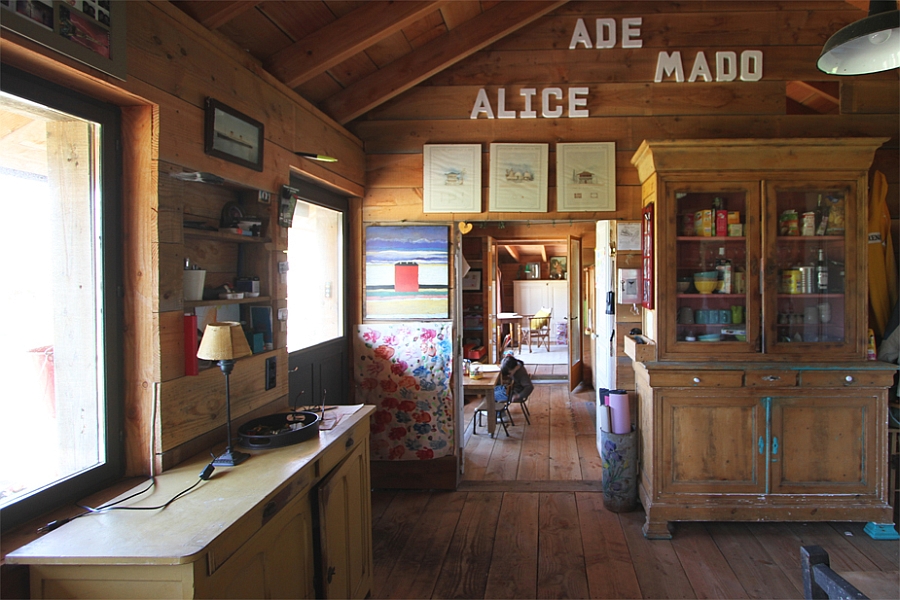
top-left (204, 98), bottom-right (264, 172)
top-left (462, 269), bottom-right (482, 292)
top-left (0, 0), bottom-right (126, 80)
top-left (549, 257), bottom-right (567, 280)
top-left (616, 221), bottom-right (641, 251)
top-left (423, 144), bottom-right (482, 213)
top-left (489, 143), bottom-right (548, 212)
top-left (556, 142), bottom-right (616, 212)
top-left (364, 225), bottom-right (450, 320)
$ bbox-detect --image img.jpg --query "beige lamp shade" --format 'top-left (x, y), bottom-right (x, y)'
top-left (197, 322), bottom-right (253, 361)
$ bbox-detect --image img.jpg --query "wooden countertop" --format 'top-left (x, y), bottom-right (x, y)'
top-left (7, 405), bottom-right (374, 566)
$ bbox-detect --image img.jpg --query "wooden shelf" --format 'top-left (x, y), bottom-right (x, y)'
top-left (184, 227), bottom-right (271, 243)
top-left (185, 295), bottom-right (272, 308)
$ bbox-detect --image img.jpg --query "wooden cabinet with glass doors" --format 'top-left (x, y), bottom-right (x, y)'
top-left (629, 138), bottom-right (897, 539)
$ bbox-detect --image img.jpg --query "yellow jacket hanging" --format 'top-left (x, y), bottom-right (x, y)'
top-left (868, 170), bottom-right (898, 339)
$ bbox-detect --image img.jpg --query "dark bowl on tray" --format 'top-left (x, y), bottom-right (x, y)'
top-left (238, 410), bottom-right (321, 448)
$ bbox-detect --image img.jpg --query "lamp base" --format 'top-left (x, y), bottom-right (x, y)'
top-left (212, 448), bottom-right (250, 467)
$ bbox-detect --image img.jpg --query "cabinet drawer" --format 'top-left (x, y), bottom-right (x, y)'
top-left (317, 416), bottom-right (368, 477)
top-left (648, 371), bottom-right (743, 388)
top-left (744, 371), bottom-right (797, 387)
top-left (799, 370), bottom-right (895, 388)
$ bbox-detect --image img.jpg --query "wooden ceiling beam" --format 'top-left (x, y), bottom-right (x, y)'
top-left (265, 1), bottom-right (449, 89)
top-left (321, 0), bottom-right (569, 125)
top-left (504, 244), bottom-right (521, 262)
top-left (180, 0), bottom-right (262, 30)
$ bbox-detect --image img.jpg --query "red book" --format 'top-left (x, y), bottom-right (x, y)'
top-left (184, 314), bottom-right (199, 376)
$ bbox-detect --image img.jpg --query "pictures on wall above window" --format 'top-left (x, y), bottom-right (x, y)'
top-left (423, 144), bottom-right (482, 213)
top-left (556, 142), bottom-right (616, 212)
top-left (489, 143), bottom-right (548, 212)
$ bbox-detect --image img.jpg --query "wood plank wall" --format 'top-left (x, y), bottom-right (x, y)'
top-left (355, 0), bottom-right (899, 242)
top-left (1, 1), bottom-right (367, 474)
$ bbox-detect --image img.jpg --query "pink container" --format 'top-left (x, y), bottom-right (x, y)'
top-left (608, 391), bottom-right (631, 434)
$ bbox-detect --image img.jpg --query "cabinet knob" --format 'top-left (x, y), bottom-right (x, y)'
top-left (845, 375), bottom-right (854, 383)
top-left (693, 377), bottom-right (701, 383)
top-left (327, 566), bottom-right (336, 584)
top-left (345, 437), bottom-right (354, 449)
top-left (762, 375), bottom-right (781, 382)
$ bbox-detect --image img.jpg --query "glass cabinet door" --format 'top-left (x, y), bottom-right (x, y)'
top-left (764, 181), bottom-right (860, 357)
top-left (667, 182), bottom-right (761, 355)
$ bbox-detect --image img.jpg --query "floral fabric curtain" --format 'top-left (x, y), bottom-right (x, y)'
top-left (354, 323), bottom-right (454, 460)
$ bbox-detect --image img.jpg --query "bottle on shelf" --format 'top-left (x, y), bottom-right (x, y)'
top-left (816, 248), bottom-right (829, 292)
top-left (815, 194), bottom-right (829, 236)
top-left (715, 247), bottom-right (732, 294)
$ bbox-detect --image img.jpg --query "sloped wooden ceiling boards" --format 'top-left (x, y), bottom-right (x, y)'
top-left (174, 0), bottom-right (568, 125)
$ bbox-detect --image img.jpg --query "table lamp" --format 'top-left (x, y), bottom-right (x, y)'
top-left (197, 322), bottom-right (253, 467)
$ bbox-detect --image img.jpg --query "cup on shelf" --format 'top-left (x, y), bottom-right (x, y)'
top-left (818, 302), bottom-right (831, 323)
top-left (804, 306), bottom-right (818, 324)
top-left (731, 305), bottom-right (744, 324)
top-left (183, 269), bottom-right (206, 301)
top-left (678, 307), bottom-right (694, 324)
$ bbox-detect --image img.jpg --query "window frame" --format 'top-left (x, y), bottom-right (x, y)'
top-left (0, 65), bottom-right (124, 533)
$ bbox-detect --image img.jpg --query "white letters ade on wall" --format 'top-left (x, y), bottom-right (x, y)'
top-left (469, 17), bottom-right (765, 118)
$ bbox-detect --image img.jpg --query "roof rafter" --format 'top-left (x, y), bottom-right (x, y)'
top-left (321, 0), bottom-right (569, 125)
top-left (188, 0), bottom-right (262, 30)
top-left (266, 1), bottom-right (450, 89)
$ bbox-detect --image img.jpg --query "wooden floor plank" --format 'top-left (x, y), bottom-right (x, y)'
top-left (746, 521), bottom-right (807, 591)
top-left (619, 510), bottom-right (697, 599)
top-left (537, 492), bottom-right (591, 599)
top-left (371, 491), bottom-right (441, 599)
top-left (786, 522), bottom-right (881, 572)
top-left (484, 493), bottom-right (540, 599)
top-left (576, 433), bottom-right (604, 481)
top-left (377, 492), bottom-right (467, 599)
top-left (463, 426), bottom-right (493, 481)
top-left (671, 522), bottom-right (749, 599)
top-left (518, 386), bottom-right (551, 480)
top-left (706, 522), bottom-right (803, 599)
top-left (827, 521), bottom-right (900, 571)
top-left (549, 385), bottom-right (582, 480)
top-left (431, 492), bottom-right (503, 599)
top-left (371, 489), bottom-right (397, 523)
top-left (575, 492), bottom-right (643, 600)
top-left (482, 422), bottom-right (523, 481)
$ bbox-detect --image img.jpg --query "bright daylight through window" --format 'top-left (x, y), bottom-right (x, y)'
top-left (0, 88), bottom-right (111, 519)
top-left (286, 200), bottom-right (343, 351)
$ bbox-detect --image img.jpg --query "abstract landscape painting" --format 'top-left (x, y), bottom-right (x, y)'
top-left (364, 225), bottom-right (450, 319)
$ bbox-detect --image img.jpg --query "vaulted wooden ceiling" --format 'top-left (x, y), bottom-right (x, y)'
top-left (171, 0), bottom-right (870, 126)
top-left (172, 0), bottom-right (568, 126)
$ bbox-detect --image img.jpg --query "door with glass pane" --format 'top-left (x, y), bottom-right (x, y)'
top-left (666, 180), bottom-right (761, 357)
top-left (764, 180), bottom-right (863, 358)
top-left (285, 183), bottom-right (348, 409)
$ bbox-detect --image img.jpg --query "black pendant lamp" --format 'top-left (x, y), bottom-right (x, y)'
top-left (817, 0), bottom-right (900, 75)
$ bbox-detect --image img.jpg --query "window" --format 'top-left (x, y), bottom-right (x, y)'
top-left (0, 66), bottom-right (122, 532)
top-left (286, 200), bottom-right (344, 351)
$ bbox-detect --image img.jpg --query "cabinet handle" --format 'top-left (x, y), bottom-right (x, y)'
top-left (762, 375), bottom-right (781, 382)
top-left (845, 375), bottom-right (854, 383)
top-left (345, 437), bottom-right (354, 449)
top-left (327, 566), bottom-right (336, 584)
top-left (693, 377), bottom-right (701, 383)
top-left (758, 436), bottom-right (765, 455)
top-left (772, 436), bottom-right (779, 455)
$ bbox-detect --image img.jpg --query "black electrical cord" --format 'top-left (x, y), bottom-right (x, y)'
top-left (38, 462), bottom-right (216, 533)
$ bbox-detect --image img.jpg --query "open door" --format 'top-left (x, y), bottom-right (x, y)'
top-left (567, 235), bottom-right (582, 389)
top-left (485, 235), bottom-right (499, 363)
